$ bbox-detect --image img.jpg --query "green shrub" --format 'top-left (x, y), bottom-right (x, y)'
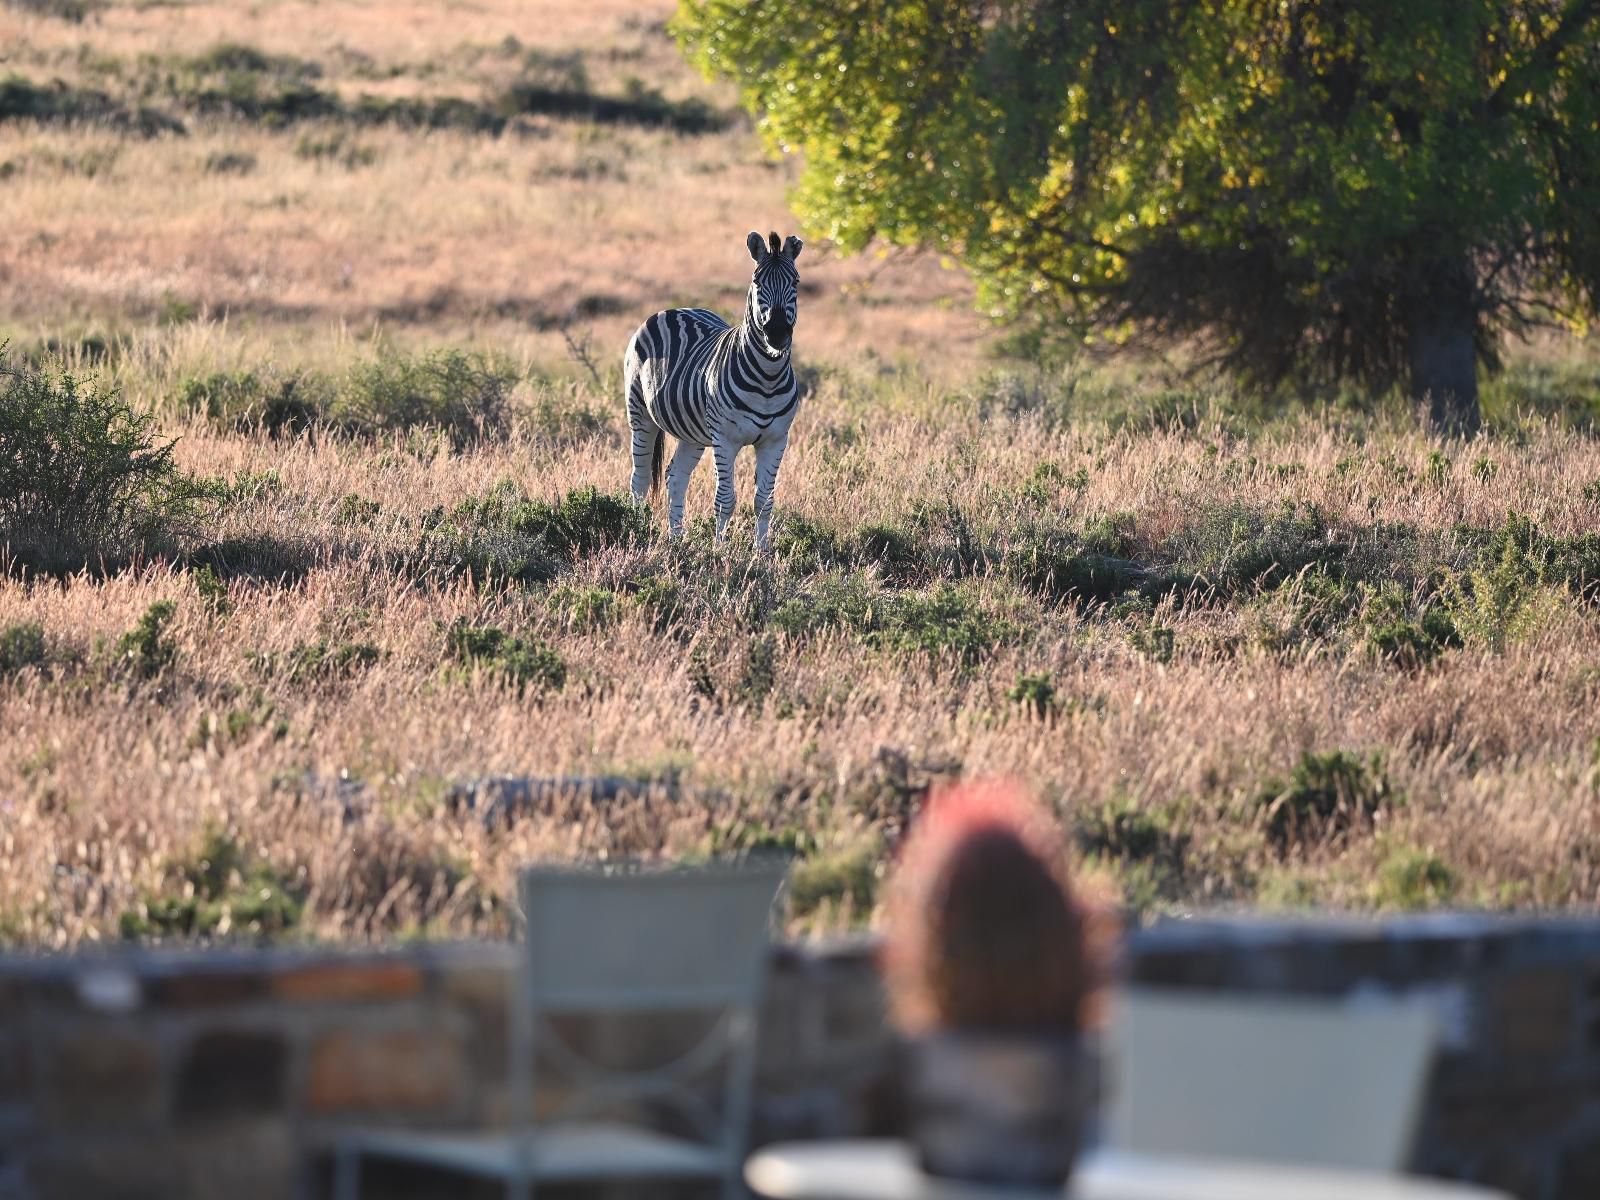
top-left (417, 480), bottom-right (651, 588)
top-left (734, 634), bottom-right (778, 710)
top-left (115, 601), bottom-right (178, 679)
top-left (1, 351), bottom-right (216, 572)
top-left (176, 369), bottom-right (327, 436)
top-left (1374, 846), bottom-right (1458, 910)
top-left (775, 512), bottom-right (849, 573)
top-left (1256, 749), bottom-right (1393, 851)
top-left (787, 839), bottom-right (880, 923)
top-left (1160, 501), bottom-right (1342, 597)
top-left (445, 620), bottom-right (566, 697)
top-left (773, 577), bottom-right (1015, 667)
top-left (547, 584), bottom-right (618, 631)
top-left (192, 563), bottom-right (231, 617)
top-left (0, 621), bottom-right (48, 677)
top-left (441, 482), bottom-right (651, 562)
top-left (1007, 670), bottom-right (1057, 719)
top-left (119, 826), bottom-right (304, 941)
top-left (254, 638), bottom-right (381, 684)
top-left (1361, 582), bottom-right (1460, 666)
top-left (331, 350), bottom-right (516, 446)
top-left (1005, 527), bottom-right (1141, 607)
top-left (1250, 569), bottom-right (1362, 655)
top-left (333, 493), bottom-right (381, 525)
top-left (1127, 620), bottom-right (1176, 664)
top-left (1445, 516), bottom-right (1568, 652)
top-left (850, 521), bottom-right (929, 583)
top-left (882, 585), bottom-right (1015, 666)
top-left (1075, 796), bottom-right (1189, 867)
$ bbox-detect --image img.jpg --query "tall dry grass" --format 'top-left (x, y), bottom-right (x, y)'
top-left (3, 0), bottom-right (1599, 948)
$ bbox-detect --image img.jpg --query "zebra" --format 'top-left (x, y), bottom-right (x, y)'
top-left (624, 229), bottom-right (803, 550)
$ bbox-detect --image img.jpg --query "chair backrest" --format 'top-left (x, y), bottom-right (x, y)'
top-left (518, 863), bottom-right (786, 1011)
top-left (509, 861), bottom-right (788, 1157)
top-left (1104, 988), bottom-right (1439, 1172)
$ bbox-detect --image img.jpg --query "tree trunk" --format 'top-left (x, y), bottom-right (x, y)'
top-left (1407, 275), bottom-right (1482, 438)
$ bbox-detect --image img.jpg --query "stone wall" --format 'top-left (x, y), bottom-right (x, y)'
top-left (0, 915), bottom-right (1595, 1199)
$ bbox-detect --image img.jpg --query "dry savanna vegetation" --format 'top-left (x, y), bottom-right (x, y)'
top-left (3, 0), bottom-right (1600, 949)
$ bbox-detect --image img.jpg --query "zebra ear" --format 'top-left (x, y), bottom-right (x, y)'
top-left (782, 235), bottom-right (804, 261)
top-left (746, 231), bottom-right (767, 262)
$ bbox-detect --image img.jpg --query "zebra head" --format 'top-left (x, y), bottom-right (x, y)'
top-left (745, 229), bottom-right (803, 353)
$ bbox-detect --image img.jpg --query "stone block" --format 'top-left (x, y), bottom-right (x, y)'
top-left (0, 1033), bottom-right (31, 1104)
top-left (1490, 966), bottom-right (1578, 1059)
top-left (304, 1028), bottom-right (465, 1114)
top-left (818, 967), bottom-right (887, 1049)
top-left (1428, 1080), bottom-right (1588, 1145)
top-left (1555, 1123), bottom-right (1600, 1200)
top-left (42, 1027), bottom-right (164, 1130)
top-left (150, 970), bottom-right (267, 1009)
top-left (273, 961), bottom-right (424, 1004)
top-left (1470, 1147), bottom-right (1552, 1200)
top-left (31, 1119), bottom-right (293, 1200)
top-left (439, 965), bottom-right (511, 1077)
top-left (175, 1030), bottom-right (287, 1118)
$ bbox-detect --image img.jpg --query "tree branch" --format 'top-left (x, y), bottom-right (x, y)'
top-left (1488, 0), bottom-right (1600, 115)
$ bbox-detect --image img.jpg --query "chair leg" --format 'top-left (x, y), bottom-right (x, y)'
top-left (333, 1145), bottom-right (359, 1200)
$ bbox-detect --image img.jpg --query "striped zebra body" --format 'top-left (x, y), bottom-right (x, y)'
top-left (624, 230), bottom-right (803, 549)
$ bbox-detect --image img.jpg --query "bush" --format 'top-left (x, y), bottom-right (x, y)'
top-left (1445, 516), bottom-right (1567, 652)
top-left (445, 620), bottom-right (566, 697)
top-left (0, 621), bottom-right (48, 677)
top-left (1160, 501), bottom-right (1342, 597)
top-left (547, 584), bottom-right (619, 631)
top-left (119, 826), bottom-right (304, 941)
top-left (1361, 583), bottom-right (1461, 667)
top-left (332, 350), bottom-right (516, 446)
top-left (115, 601), bottom-right (178, 679)
top-left (447, 481), bottom-right (650, 559)
top-left (1007, 671), bottom-right (1057, 719)
top-left (176, 369), bottom-right (327, 436)
top-left (249, 638), bottom-right (381, 684)
top-left (1, 352), bottom-right (216, 572)
top-left (788, 839), bottom-right (880, 924)
top-left (1005, 526), bottom-right (1142, 607)
top-left (1374, 846), bottom-right (1459, 910)
top-left (417, 483), bottom-right (649, 588)
top-left (1255, 750), bottom-right (1393, 851)
top-left (1075, 796), bottom-right (1188, 865)
top-left (1250, 569), bottom-right (1362, 655)
top-left (772, 576), bottom-right (1015, 667)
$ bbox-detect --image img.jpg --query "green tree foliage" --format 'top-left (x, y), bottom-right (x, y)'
top-left (676, 0), bottom-right (1600, 433)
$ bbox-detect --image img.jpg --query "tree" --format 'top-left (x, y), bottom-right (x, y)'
top-left (674, 0), bottom-right (1600, 435)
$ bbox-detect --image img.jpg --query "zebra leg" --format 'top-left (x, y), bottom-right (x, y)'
top-left (752, 434), bottom-right (788, 552)
top-left (665, 441), bottom-right (705, 538)
top-left (711, 438), bottom-right (739, 542)
top-left (628, 414), bottom-right (659, 505)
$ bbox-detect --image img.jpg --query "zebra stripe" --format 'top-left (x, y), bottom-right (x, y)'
top-left (624, 230), bottom-right (804, 549)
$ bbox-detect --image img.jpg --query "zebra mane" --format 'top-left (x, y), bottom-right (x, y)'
top-left (768, 231), bottom-right (781, 255)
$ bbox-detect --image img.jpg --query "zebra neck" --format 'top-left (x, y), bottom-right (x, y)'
top-left (738, 322), bottom-right (790, 376)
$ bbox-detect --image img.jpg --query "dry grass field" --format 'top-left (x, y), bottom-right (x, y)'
top-left (3, 0), bottom-right (1600, 949)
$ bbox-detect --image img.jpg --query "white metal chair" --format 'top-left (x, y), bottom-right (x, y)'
top-left (1104, 988), bottom-right (1439, 1172)
top-left (331, 861), bottom-right (788, 1200)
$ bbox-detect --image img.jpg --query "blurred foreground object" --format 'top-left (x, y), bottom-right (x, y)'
top-left (744, 1139), bottom-right (1512, 1200)
top-left (1105, 989), bottom-right (1438, 1172)
top-left (327, 860), bottom-right (787, 1200)
top-left (883, 780), bottom-right (1112, 1187)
